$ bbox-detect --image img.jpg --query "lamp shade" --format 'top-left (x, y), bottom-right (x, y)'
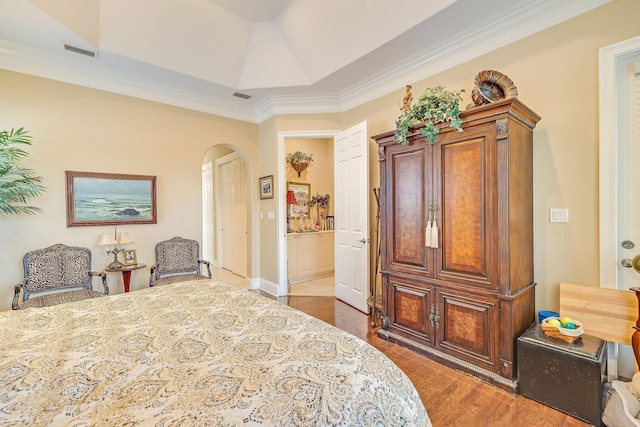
top-left (118, 232), bottom-right (133, 245)
top-left (98, 233), bottom-right (117, 246)
top-left (287, 190), bottom-right (297, 205)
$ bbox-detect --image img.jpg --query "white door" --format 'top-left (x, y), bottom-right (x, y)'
top-left (617, 61), bottom-right (640, 291)
top-left (600, 38), bottom-right (640, 379)
top-left (201, 162), bottom-right (213, 263)
top-left (334, 121), bottom-right (369, 312)
top-left (220, 154), bottom-right (248, 277)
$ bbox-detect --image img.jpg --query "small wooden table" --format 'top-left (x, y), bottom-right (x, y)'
top-left (105, 263), bottom-right (146, 293)
top-left (517, 324), bottom-right (607, 425)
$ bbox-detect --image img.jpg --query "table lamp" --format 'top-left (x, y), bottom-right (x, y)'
top-left (99, 227), bottom-right (134, 268)
top-left (286, 190), bottom-right (297, 232)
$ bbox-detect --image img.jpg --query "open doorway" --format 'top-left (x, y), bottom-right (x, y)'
top-left (277, 130), bottom-right (339, 297)
top-left (277, 122), bottom-right (370, 314)
top-left (284, 137), bottom-right (335, 297)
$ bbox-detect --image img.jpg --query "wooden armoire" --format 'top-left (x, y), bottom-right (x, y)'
top-left (373, 98), bottom-right (541, 392)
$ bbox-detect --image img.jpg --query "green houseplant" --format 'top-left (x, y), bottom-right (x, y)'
top-left (0, 127), bottom-right (46, 215)
top-left (394, 85), bottom-right (465, 145)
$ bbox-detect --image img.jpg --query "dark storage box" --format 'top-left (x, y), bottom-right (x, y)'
top-left (517, 324), bottom-right (607, 426)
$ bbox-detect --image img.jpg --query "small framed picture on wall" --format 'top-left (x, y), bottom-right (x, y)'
top-left (259, 175), bottom-right (274, 199)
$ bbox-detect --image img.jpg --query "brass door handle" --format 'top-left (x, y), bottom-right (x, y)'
top-left (634, 254), bottom-right (640, 274)
top-left (622, 255), bottom-right (640, 273)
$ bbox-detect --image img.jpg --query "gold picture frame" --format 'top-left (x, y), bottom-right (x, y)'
top-left (65, 171), bottom-right (157, 227)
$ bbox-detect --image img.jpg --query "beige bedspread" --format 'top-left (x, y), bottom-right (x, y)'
top-left (0, 280), bottom-right (429, 426)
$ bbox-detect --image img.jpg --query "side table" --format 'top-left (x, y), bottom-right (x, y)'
top-left (517, 323), bottom-right (607, 425)
top-left (105, 263), bottom-right (146, 293)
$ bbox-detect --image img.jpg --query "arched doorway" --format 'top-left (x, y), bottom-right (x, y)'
top-left (202, 144), bottom-right (250, 279)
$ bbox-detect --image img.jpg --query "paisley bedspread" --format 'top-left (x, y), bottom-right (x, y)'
top-left (0, 280), bottom-right (429, 426)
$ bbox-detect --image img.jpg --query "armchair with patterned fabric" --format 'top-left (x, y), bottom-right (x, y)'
top-left (12, 243), bottom-right (109, 310)
top-left (149, 237), bottom-right (211, 287)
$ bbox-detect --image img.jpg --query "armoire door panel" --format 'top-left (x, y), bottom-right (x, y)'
top-left (436, 131), bottom-right (495, 288)
top-left (386, 146), bottom-right (431, 274)
top-left (389, 278), bottom-right (432, 341)
top-left (438, 290), bottom-right (495, 368)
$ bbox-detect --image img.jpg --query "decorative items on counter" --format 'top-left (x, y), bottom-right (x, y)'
top-left (309, 193), bottom-right (330, 221)
top-left (289, 216), bottom-right (334, 233)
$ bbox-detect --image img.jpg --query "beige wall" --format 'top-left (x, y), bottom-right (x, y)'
top-left (0, 71), bottom-right (258, 310)
top-left (2, 0), bottom-right (639, 314)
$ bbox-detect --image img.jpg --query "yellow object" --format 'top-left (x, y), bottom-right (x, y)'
top-left (547, 318), bottom-right (561, 327)
top-left (560, 316), bottom-right (573, 326)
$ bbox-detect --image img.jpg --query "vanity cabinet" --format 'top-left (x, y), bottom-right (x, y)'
top-left (287, 231), bottom-right (334, 283)
top-left (374, 98), bottom-right (540, 392)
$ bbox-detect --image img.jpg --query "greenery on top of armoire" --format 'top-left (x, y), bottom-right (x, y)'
top-left (394, 85), bottom-right (465, 145)
top-left (0, 127), bottom-right (46, 215)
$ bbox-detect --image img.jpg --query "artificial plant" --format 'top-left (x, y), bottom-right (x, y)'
top-left (0, 127), bottom-right (46, 215)
top-left (394, 85), bottom-right (465, 145)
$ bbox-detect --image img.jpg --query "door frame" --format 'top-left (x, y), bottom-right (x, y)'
top-left (599, 34), bottom-right (640, 289)
top-left (202, 161), bottom-right (214, 264)
top-left (277, 130), bottom-right (340, 297)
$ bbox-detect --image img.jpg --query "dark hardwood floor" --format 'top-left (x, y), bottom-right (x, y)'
top-left (256, 292), bottom-right (592, 427)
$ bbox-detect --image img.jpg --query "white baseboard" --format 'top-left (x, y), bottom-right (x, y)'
top-left (257, 278), bottom-right (278, 297)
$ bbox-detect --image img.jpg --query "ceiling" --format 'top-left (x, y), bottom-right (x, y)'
top-left (0, 0), bottom-right (610, 123)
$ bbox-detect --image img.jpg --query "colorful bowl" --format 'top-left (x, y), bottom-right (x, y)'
top-left (541, 316), bottom-right (584, 337)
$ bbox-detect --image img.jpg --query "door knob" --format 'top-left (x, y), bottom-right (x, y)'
top-left (622, 255), bottom-right (640, 273)
top-left (634, 254), bottom-right (640, 274)
top-left (359, 238), bottom-right (369, 244)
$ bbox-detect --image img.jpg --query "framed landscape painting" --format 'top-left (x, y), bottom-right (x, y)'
top-left (66, 171), bottom-right (157, 227)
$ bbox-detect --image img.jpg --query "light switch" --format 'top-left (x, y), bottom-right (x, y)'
top-left (267, 211), bottom-right (275, 220)
top-left (549, 208), bottom-right (569, 223)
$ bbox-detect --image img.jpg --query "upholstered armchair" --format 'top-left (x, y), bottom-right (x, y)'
top-left (12, 243), bottom-right (109, 310)
top-left (149, 237), bottom-right (211, 287)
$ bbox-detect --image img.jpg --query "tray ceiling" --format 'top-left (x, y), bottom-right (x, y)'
top-left (0, 0), bottom-right (610, 122)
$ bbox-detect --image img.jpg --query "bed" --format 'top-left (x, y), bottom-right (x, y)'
top-left (0, 280), bottom-right (429, 426)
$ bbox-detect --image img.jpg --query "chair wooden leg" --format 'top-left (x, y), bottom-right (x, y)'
top-left (631, 287), bottom-right (640, 368)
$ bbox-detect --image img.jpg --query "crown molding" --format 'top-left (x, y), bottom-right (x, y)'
top-left (257, 0), bottom-right (611, 122)
top-left (0, 39), bottom-right (259, 123)
top-left (328, 0), bottom-right (613, 114)
top-left (0, 0), bottom-right (611, 125)
top-left (254, 94), bottom-right (342, 123)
